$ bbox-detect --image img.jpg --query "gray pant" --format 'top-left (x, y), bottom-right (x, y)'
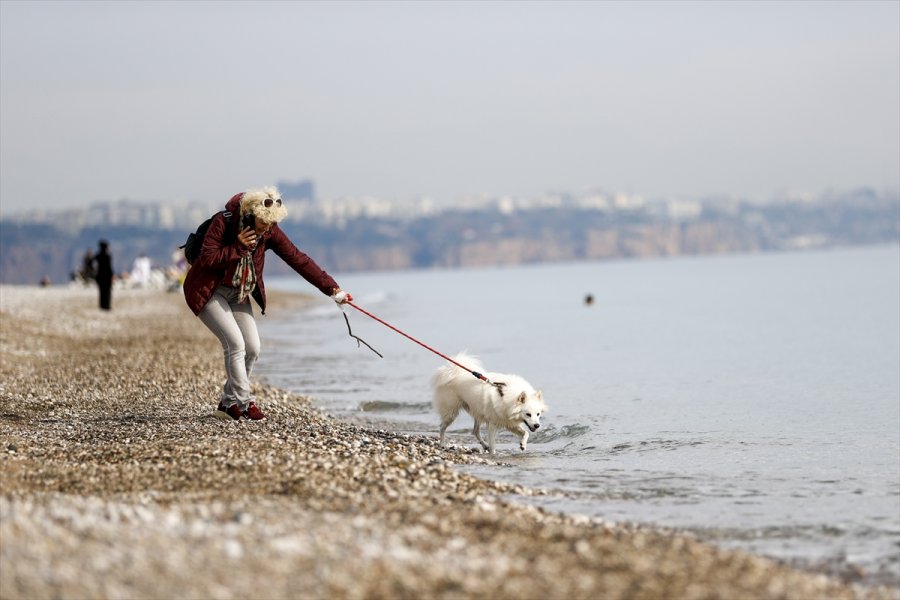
top-left (198, 286), bottom-right (260, 410)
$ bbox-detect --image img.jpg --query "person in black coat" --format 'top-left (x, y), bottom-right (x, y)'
top-left (93, 240), bottom-right (114, 310)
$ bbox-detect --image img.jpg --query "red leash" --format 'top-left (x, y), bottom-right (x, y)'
top-left (346, 300), bottom-right (499, 387)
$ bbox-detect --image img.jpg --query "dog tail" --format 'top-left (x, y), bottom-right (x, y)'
top-left (431, 352), bottom-right (484, 388)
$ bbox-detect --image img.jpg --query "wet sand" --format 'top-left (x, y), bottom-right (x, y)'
top-left (0, 285), bottom-right (893, 599)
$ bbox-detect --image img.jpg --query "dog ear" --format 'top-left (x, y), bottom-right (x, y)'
top-left (517, 391), bottom-right (527, 404)
top-left (536, 389), bottom-right (543, 401)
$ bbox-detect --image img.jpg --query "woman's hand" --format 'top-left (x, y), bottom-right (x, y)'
top-left (237, 227), bottom-right (258, 250)
top-left (332, 289), bottom-right (353, 304)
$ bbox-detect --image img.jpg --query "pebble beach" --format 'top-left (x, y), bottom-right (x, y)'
top-left (0, 285), bottom-right (893, 600)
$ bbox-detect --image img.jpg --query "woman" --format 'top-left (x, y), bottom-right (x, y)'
top-left (183, 187), bottom-right (351, 421)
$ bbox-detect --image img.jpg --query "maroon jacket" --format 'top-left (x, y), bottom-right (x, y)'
top-left (183, 193), bottom-right (339, 316)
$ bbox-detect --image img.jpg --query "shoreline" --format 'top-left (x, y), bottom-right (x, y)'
top-left (0, 284), bottom-right (893, 599)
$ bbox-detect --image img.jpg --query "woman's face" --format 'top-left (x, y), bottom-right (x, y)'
top-left (254, 219), bottom-right (274, 235)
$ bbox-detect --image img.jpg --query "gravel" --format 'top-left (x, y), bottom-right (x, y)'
top-left (0, 284), bottom-right (893, 600)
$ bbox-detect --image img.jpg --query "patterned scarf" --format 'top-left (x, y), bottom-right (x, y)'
top-left (232, 252), bottom-right (257, 304)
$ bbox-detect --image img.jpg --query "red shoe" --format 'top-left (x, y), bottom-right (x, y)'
top-left (243, 402), bottom-right (266, 420)
top-left (216, 402), bottom-right (242, 421)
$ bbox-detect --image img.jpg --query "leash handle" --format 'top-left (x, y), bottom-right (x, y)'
top-left (346, 301), bottom-right (495, 385)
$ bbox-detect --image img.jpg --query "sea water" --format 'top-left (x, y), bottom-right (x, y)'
top-left (258, 245), bottom-right (900, 586)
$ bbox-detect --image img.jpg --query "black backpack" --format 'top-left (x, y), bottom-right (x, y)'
top-left (180, 211), bottom-right (232, 265)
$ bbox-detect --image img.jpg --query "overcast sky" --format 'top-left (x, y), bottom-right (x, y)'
top-left (1, 0), bottom-right (898, 211)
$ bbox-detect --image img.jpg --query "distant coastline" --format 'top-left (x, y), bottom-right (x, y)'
top-left (1, 188), bottom-right (897, 285)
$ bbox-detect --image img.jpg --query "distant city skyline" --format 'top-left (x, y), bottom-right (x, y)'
top-left (1, 1), bottom-right (898, 212)
top-left (2, 183), bottom-right (895, 286)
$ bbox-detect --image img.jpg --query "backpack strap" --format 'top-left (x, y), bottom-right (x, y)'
top-left (222, 211), bottom-right (236, 243)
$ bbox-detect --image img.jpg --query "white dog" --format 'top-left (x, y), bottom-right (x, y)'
top-left (433, 353), bottom-right (546, 454)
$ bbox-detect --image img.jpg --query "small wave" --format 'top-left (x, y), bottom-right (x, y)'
top-left (531, 424), bottom-right (591, 443)
top-left (672, 522), bottom-right (899, 587)
top-left (358, 290), bottom-right (391, 305)
top-left (608, 438), bottom-right (707, 455)
top-left (686, 522), bottom-right (898, 544)
top-left (290, 291), bottom-right (394, 320)
top-left (358, 400), bottom-right (431, 414)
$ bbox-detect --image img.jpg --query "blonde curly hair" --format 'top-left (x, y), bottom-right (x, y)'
top-left (240, 186), bottom-right (287, 224)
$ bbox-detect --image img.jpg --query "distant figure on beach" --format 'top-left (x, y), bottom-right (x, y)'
top-left (584, 293), bottom-right (594, 306)
top-left (80, 248), bottom-right (96, 282)
top-left (131, 253), bottom-right (152, 287)
top-left (182, 187), bottom-right (353, 421)
top-left (93, 240), bottom-right (114, 310)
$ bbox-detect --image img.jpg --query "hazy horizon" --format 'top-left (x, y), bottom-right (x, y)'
top-left (2, 0), bottom-right (898, 211)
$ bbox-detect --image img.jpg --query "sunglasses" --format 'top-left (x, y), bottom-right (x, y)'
top-left (264, 198), bottom-right (283, 208)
